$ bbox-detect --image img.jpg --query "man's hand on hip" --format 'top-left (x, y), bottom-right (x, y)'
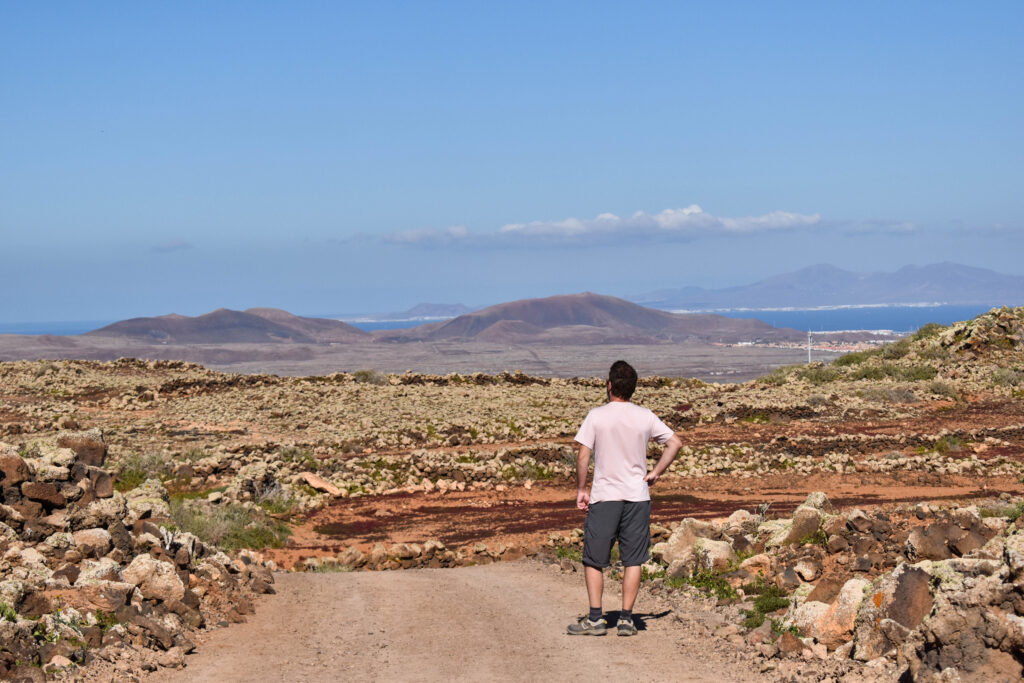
top-left (576, 489), bottom-right (590, 511)
top-left (644, 470), bottom-right (660, 486)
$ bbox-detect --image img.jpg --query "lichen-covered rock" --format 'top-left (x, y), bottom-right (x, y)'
top-left (55, 429), bottom-right (108, 467)
top-left (122, 555), bottom-right (185, 602)
top-left (814, 577), bottom-right (869, 649)
top-left (72, 528), bottom-right (112, 558)
top-left (660, 518), bottom-right (720, 565)
top-left (124, 479), bottom-right (171, 523)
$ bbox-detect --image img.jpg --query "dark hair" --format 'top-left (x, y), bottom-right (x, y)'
top-left (608, 360), bottom-right (637, 400)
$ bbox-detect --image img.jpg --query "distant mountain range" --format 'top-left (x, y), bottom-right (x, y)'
top-left (87, 308), bottom-right (370, 344)
top-left (629, 263), bottom-right (1024, 310)
top-left (85, 295), bottom-right (804, 346)
top-left (375, 293), bottom-right (804, 345)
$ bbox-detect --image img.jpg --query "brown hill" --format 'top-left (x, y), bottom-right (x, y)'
top-left (375, 293), bottom-right (804, 345)
top-left (85, 308), bottom-right (370, 344)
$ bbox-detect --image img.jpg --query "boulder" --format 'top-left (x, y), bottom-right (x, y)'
top-left (887, 565), bottom-right (933, 629)
top-left (694, 539), bottom-right (736, 572)
top-left (660, 518), bottom-right (720, 565)
top-left (122, 555), bottom-right (185, 602)
top-left (813, 577), bottom-right (869, 649)
top-left (847, 509), bottom-right (872, 533)
top-left (42, 582), bottom-right (134, 612)
top-left (769, 505), bottom-right (823, 547)
top-left (826, 535), bottom-right (849, 554)
top-left (299, 472), bottom-right (342, 497)
top-left (906, 526), bottom-right (953, 561)
top-left (72, 528), bottom-right (112, 558)
top-left (854, 563), bottom-right (935, 661)
top-left (21, 481), bottom-right (65, 507)
top-left (337, 546), bottom-right (366, 568)
top-left (791, 600), bottom-right (830, 635)
top-left (806, 572), bottom-right (850, 604)
top-left (1005, 533), bottom-right (1024, 579)
top-left (778, 630), bottom-right (807, 656)
top-left (75, 558), bottom-right (123, 585)
top-left (0, 454), bottom-right (29, 486)
top-left (55, 429), bottom-right (107, 467)
top-left (87, 467), bottom-right (114, 499)
top-left (794, 558), bottom-right (821, 582)
top-left (802, 492), bottom-right (831, 511)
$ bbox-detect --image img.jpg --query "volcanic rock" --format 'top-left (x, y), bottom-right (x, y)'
top-left (122, 555), bottom-right (185, 602)
top-left (55, 429), bottom-right (107, 467)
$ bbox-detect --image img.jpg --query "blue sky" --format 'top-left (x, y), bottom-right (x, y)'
top-left (2, 2), bottom-right (1022, 321)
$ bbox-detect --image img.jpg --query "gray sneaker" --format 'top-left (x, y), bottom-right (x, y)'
top-left (617, 617), bottom-right (637, 636)
top-left (567, 616), bottom-right (607, 635)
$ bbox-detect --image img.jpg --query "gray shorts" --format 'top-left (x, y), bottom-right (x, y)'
top-left (582, 500), bottom-right (651, 569)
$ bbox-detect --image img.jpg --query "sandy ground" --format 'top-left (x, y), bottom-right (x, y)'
top-left (145, 562), bottom-right (763, 683)
top-left (0, 335), bottom-right (834, 381)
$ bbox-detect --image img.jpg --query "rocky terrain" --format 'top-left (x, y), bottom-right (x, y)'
top-left (0, 305), bottom-right (1023, 680)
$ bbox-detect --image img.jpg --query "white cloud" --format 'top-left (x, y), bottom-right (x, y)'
top-left (379, 204), bottom-right (824, 246)
top-left (499, 204), bottom-right (821, 239)
top-left (382, 225), bottom-right (469, 245)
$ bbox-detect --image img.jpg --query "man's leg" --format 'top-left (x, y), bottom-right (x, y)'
top-left (585, 565), bottom-right (604, 612)
top-left (621, 565), bottom-right (641, 611)
top-left (615, 501), bottom-right (651, 634)
top-left (568, 501), bottom-right (619, 634)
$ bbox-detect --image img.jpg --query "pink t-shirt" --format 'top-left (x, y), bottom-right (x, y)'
top-left (574, 401), bottom-right (674, 503)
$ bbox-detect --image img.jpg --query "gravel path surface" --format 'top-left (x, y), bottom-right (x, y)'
top-left (146, 562), bottom-right (763, 682)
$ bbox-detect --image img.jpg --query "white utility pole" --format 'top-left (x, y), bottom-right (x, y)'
top-left (807, 331), bottom-right (812, 364)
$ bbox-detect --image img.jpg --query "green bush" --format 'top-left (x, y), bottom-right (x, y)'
top-left (851, 365), bottom-right (887, 380)
top-left (858, 387), bottom-right (918, 403)
top-left (114, 452), bottom-right (171, 492)
top-left (556, 546), bottom-right (583, 562)
top-left (169, 500), bottom-right (290, 551)
top-left (352, 369), bottom-right (387, 385)
top-left (897, 365), bottom-right (938, 381)
top-left (675, 569), bottom-right (739, 602)
top-left (757, 365), bottom-right (799, 386)
top-left (992, 368), bottom-right (1024, 387)
top-left (980, 502), bottom-right (1024, 523)
top-left (796, 365), bottom-right (842, 385)
top-left (0, 601), bottom-right (16, 622)
top-left (910, 322), bottom-right (946, 342)
top-left (851, 363), bottom-right (937, 382)
top-left (881, 338), bottom-right (912, 360)
top-left (255, 482), bottom-right (299, 516)
top-left (740, 582), bottom-right (790, 629)
top-left (926, 380), bottom-right (959, 399)
top-left (932, 436), bottom-right (962, 455)
top-left (833, 349), bottom-right (880, 366)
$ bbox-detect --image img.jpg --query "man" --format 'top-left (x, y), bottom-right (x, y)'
top-left (567, 360), bottom-right (682, 636)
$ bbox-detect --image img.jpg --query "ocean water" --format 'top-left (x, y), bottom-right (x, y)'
top-left (710, 304), bottom-right (994, 333)
top-left (0, 320), bottom-right (113, 335)
top-left (0, 304), bottom-right (1001, 336)
top-left (348, 320), bottom-right (433, 332)
top-left (349, 304), bottom-right (994, 334)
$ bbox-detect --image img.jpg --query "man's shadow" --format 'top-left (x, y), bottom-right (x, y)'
top-left (605, 609), bottom-right (671, 631)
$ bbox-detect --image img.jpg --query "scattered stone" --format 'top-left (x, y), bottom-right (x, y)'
top-left (299, 471), bottom-right (342, 497)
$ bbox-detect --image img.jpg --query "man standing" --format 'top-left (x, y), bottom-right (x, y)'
top-left (567, 360), bottom-right (682, 636)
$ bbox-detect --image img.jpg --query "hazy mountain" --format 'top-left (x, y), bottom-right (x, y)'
top-left (629, 263), bottom-right (1024, 310)
top-left (374, 292), bottom-right (804, 345)
top-left (86, 308), bottom-right (370, 344)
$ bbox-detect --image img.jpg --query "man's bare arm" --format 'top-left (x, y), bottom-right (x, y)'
top-left (576, 445), bottom-right (592, 510)
top-left (644, 434), bottom-right (682, 486)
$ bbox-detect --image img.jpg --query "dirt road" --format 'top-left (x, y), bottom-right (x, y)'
top-left (147, 562), bottom-right (763, 682)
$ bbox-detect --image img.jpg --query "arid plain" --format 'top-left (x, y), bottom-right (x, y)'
top-left (1, 307), bottom-right (1024, 680)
